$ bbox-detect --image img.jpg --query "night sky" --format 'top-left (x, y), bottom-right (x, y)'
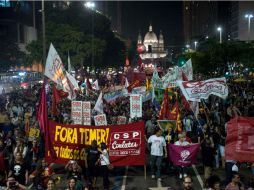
top-left (103, 1), bottom-right (184, 47)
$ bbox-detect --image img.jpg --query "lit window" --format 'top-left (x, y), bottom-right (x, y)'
top-left (0, 0), bottom-right (10, 7)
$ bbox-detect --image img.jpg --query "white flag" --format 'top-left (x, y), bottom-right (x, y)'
top-left (92, 80), bottom-right (100, 90)
top-left (125, 77), bottom-right (129, 88)
top-left (177, 77), bottom-right (228, 101)
top-left (66, 71), bottom-right (79, 90)
top-left (179, 59), bottom-right (193, 81)
top-left (190, 101), bottom-right (199, 117)
top-left (93, 92), bottom-right (104, 114)
top-left (45, 43), bottom-right (75, 99)
top-left (68, 51), bottom-right (72, 74)
top-left (45, 43), bottom-right (66, 86)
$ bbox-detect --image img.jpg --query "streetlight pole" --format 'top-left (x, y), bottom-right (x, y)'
top-left (194, 41), bottom-right (198, 51)
top-left (245, 14), bottom-right (253, 43)
top-left (217, 27), bottom-right (222, 44)
top-left (42, 0), bottom-right (46, 68)
top-left (84, 2), bottom-right (95, 71)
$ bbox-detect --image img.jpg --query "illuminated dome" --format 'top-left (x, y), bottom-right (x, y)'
top-left (136, 24), bottom-right (167, 61)
top-left (144, 25), bottom-right (158, 49)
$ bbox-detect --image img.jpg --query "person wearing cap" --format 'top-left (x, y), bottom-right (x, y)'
top-left (147, 127), bottom-right (167, 181)
top-left (174, 133), bottom-right (190, 179)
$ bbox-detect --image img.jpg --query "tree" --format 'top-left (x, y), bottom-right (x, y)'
top-left (181, 38), bottom-right (254, 77)
top-left (26, 1), bottom-right (126, 70)
top-left (0, 39), bottom-right (25, 71)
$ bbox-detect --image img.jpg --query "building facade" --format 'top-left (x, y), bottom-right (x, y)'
top-left (183, 1), bottom-right (218, 44)
top-left (230, 1), bottom-right (254, 41)
top-left (0, 0), bottom-right (38, 53)
top-left (137, 25), bottom-right (167, 60)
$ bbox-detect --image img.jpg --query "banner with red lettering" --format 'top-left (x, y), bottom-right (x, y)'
top-left (177, 77), bottom-right (228, 101)
top-left (168, 144), bottom-right (200, 167)
top-left (82, 102), bottom-right (91, 126)
top-left (225, 117), bottom-right (254, 162)
top-left (45, 121), bottom-right (145, 166)
top-left (130, 94), bottom-right (142, 118)
top-left (71, 101), bottom-right (82, 124)
top-left (94, 114), bottom-right (107, 126)
top-left (117, 116), bottom-right (127, 125)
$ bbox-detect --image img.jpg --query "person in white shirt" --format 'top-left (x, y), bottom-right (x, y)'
top-left (98, 142), bottom-right (110, 190)
top-left (174, 133), bottom-right (190, 179)
top-left (148, 127), bottom-right (167, 181)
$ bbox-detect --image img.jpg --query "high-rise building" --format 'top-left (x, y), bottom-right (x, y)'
top-left (230, 1), bottom-right (254, 41)
top-left (183, 1), bottom-right (218, 44)
top-left (0, 0), bottom-right (38, 53)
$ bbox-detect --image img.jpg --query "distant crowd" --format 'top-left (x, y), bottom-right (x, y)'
top-left (0, 77), bottom-right (253, 190)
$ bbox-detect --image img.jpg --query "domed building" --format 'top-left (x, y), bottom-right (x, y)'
top-left (137, 25), bottom-right (167, 61)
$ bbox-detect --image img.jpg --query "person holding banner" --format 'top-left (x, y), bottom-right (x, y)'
top-left (148, 127), bottom-right (167, 181)
top-left (174, 133), bottom-right (190, 179)
top-left (86, 140), bottom-right (100, 188)
top-left (98, 143), bottom-right (110, 190)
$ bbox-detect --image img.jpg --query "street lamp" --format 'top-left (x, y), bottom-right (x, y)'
top-left (194, 41), bottom-right (198, 51)
top-left (84, 1), bottom-right (96, 70)
top-left (84, 2), bottom-right (95, 9)
top-left (245, 14), bottom-right (253, 43)
top-left (217, 27), bottom-right (222, 43)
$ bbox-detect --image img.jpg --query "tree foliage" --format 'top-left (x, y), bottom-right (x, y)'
top-left (0, 39), bottom-right (25, 71)
top-left (181, 38), bottom-right (254, 77)
top-left (26, 2), bottom-right (126, 70)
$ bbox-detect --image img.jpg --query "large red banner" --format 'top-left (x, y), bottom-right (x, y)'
top-left (225, 117), bottom-right (254, 162)
top-left (45, 121), bottom-right (145, 166)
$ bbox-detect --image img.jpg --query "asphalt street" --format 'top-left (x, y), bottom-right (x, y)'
top-left (51, 160), bottom-right (254, 190)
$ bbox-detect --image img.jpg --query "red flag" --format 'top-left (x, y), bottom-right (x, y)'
top-left (182, 71), bottom-right (189, 81)
top-left (181, 94), bottom-right (190, 110)
top-left (0, 152), bottom-right (6, 171)
top-left (167, 101), bottom-right (179, 120)
top-left (86, 78), bottom-right (92, 90)
top-left (138, 57), bottom-right (142, 66)
top-left (125, 56), bottom-right (130, 66)
top-left (127, 79), bottom-right (141, 93)
top-left (37, 81), bottom-right (57, 161)
top-left (225, 117), bottom-right (254, 162)
top-left (159, 89), bottom-right (170, 120)
top-left (176, 110), bottom-right (183, 133)
top-left (37, 82), bottom-right (47, 133)
top-left (52, 85), bottom-right (61, 116)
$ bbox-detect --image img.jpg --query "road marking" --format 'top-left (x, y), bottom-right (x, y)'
top-left (192, 164), bottom-right (203, 188)
top-left (149, 188), bottom-right (168, 190)
top-left (121, 166), bottom-right (129, 190)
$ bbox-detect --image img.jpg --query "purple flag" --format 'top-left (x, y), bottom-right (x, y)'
top-left (168, 144), bottom-right (200, 167)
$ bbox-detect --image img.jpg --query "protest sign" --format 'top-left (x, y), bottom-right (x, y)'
top-left (71, 101), bottom-right (82, 124)
top-left (117, 116), bottom-right (127, 125)
top-left (28, 127), bottom-right (40, 141)
top-left (94, 114), bottom-right (107, 126)
top-left (130, 94), bottom-right (142, 118)
top-left (82, 102), bottom-right (91, 126)
top-left (157, 120), bottom-right (176, 131)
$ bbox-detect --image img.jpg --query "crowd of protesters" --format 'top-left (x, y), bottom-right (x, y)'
top-left (0, 75), bottom-right (253, 190)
